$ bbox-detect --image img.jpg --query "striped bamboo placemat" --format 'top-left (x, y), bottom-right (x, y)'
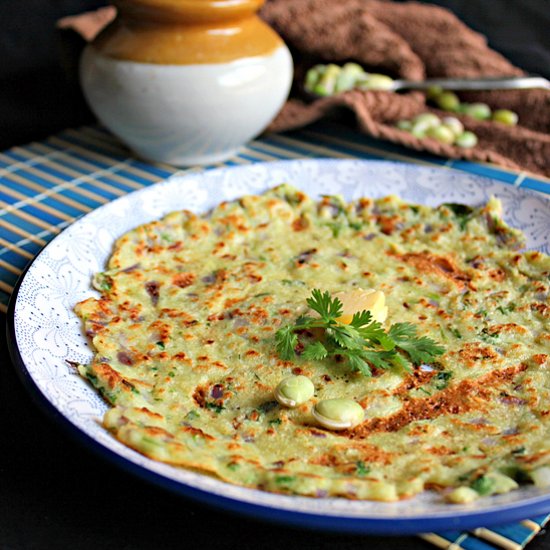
top-left (420, 514), bottom-right (550, 549)
top-left (0, 121), bottom-right (549, 548)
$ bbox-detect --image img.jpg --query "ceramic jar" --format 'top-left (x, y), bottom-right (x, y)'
top-left (79, 0), bottom-right (293, 165)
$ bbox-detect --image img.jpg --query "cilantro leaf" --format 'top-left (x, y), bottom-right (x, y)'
top-left (274, 290), bottom-right (445, 377)
top-left (359, 349), bottom-right (399, 371)
top-left (387, 322), bottom-right (417, 340)
top-left (348, 310), bottom-right (372, 328)
top-left (355, 319), bottom-right (395, 351)
top-left (275, 324), bottom-right (298, 360)
top-left (388, 352), bottom-right (413, 373)
top-left (388, 323), bottom-right (445, 365)
top-left (302, 341), bottom-right (328, 360)
top-left (327, 325), bottom-right (364, 350)
top-left (295, 314), bottom-right (316, 326)
top-left (339, 349), bottom-right (373, 377)
top-left (306, 289), bottom-right (343, 322)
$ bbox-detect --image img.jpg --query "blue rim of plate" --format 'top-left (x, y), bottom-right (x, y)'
top-left (6, 160), bottom-right (550, 535)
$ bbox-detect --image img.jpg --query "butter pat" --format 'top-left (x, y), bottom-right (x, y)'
top-left (333, 288), bottom-right (388, 324)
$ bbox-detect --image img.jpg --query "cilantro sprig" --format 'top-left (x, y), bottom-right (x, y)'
top-left (275, 289), bottom-right (445, 376)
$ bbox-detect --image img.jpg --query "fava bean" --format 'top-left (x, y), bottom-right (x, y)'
top-left (413, 113), bottom-right (441, 128)
top-left (313, 64), bottom-right (340, 96)
top-left (275, 375), bottom-right (315, 408)
top-left (410, 124), bottom-right (427, 138)
top-left (435, 91), bottom-right (460, 112)
top-left (411, 113), bottom-right (440, 137)
top-left (396, 113), bottom-right (478, 148)
top-left (441, 116), bottom-right (464, 137)
top-left (462, 102), bottom-right (491, 120)
top-left (492, 109), bottom-right (518, 126)
top-left (455, 130), bottom-right (478, 148)
top-left (396, 120), bottom-right (413, 131)
top-left (426, 125), bottom-right (455, 144)
top-left (358, 73), bottom-right (395, 91)
top-left (313, 398), bottom-right (364, 430)
top-left (335, 63), bottom-right (366, 93)
top-left (426, 85), bottom-right (443, 100)
top-left (304, 65), bottom-right (325, 92)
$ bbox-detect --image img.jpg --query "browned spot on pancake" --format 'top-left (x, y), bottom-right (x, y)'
top-left (118, 300), bottom-right (143, 320)
top-left (376, 214), bottom-right (402, 235)
top-left (253, 380), bottom-right (271, 392)
top-left (159, 308), bottom-right (197, 326)
top-left (391, 369), bottom-right (435, 397)
top-left (192, 385), bottom-right (207, 407)
top-left (458, 343), bottom-right (499, 366)
top-left (292, 215), bottom-right (309, 231)
top-left (93, 363), bottom-right (123, 389)
top-left (488, 323), bottom-right (528, 335)
top-left (121, 379), bottom-right (136, 393)
top-left (243, 262), bottom-right (263, 283)
top-left (408, 424), bottom-right (434, 436)
top-left (311, 443), bottom-right (394, 467)
top-left (217, 213), bottom-right (247, 231)
top-left (148, 319), bottom-right (172, 340)
top-left (97, 297), bottom-right (115, 316)
top-left (137, 407), bottom-right (164, 420)
top-left (396, 251), bottom-right (472, 289)
top-left (517, 450), bottom-right (550, 465)
top-left (426, 446), bottom-right (455, 456)
top-left (167, 240), bottom-right (183, 251)
top-left (531, 354), bottom-right (549, 366)
top-left (488, 268), bottom-right (506, 282)
top-left (137, 427), bottom-right (176, 445)
top-left (212, 242), bottom-right (226, 255)
top-left (531, 303), bottom-right (550, 317)
top-left (224, 297), bottom-right (244, 308)
top-left (172, 272), bottom-right (196, 288)
top-left (179, 425), bottom-right (215, 441)
top-left (87, 322), bottom-right (107, 336)
top-left (346, 364), bottom-right (528, 438)
top-left (230, 305), bottom-right (269, 325)
top-left (450, 418), bottom-right (500, 433)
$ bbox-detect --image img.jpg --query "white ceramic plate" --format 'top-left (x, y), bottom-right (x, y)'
top-left (9, 160), bottom-right (550, 534)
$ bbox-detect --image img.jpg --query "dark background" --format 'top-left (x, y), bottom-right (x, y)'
top-left (1, 1), bottom-right (550, 548)
top-left (0, 0), bottom-right (549, 150)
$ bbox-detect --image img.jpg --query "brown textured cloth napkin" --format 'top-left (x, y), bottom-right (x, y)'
top-left (260, 0), bottom-right (550, 177)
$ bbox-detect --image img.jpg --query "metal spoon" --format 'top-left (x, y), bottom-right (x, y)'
top-left (386, 75), bottom-right (550, 92)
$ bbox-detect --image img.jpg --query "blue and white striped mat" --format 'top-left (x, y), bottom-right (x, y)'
top-left (0, 120), bottom-right (548, 548)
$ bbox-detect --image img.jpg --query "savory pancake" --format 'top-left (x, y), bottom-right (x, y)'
top-left (75, 184), bottom-right (550, 502)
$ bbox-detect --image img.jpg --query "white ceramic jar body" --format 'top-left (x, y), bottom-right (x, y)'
top-left (80, 45), bottom-right (292, 165)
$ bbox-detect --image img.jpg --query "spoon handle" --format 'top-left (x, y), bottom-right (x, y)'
top-left (394, 76), bottom-right (550, 91)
